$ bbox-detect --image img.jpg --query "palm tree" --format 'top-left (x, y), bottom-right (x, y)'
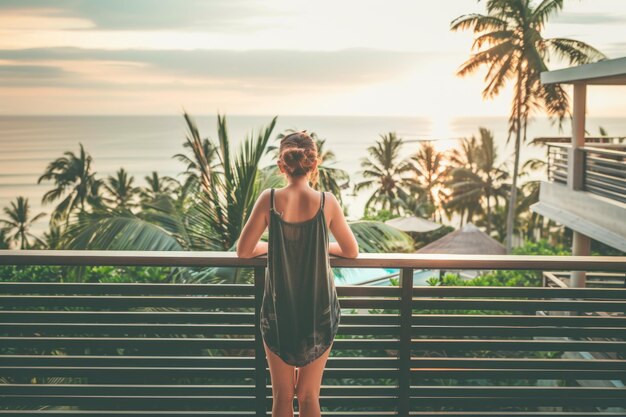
top-left (103, 168), bottom-right (140, 210)
top-left (409, 141), bottom-right (449, 221)
top-left (444, 128), bottom-right (509, 236)
top-left (451, 0), bottom-right (606, 252)
top-left (354, 132), bottom-right (419, 215)
top-left (444, 135), bottom-right (480, 225)
top-left (41, 218), bottom-right (65, 250)
top-left (38, 143), bottom-right (103, 226)
top-left (516, 156), bottom-right (563, 243)
top-left (140, 171), bottom-right (179, 202)
top-left (268, 130), bottom-right (351, 202)
top-left (59, 113), bottom-right (414, 283)
top-left (0, 196), bottom-right (46, 249)
top-left (63, 113), bottom-right (272, 254)
top-left (0, 229), bottom-right (9, 249)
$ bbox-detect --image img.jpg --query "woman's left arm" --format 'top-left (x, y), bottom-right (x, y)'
top-left (236, 189), bottom-right (270, 258)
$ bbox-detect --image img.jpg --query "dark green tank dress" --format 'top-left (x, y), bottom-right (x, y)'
top-left (260, 188), bottom-right (341, 367)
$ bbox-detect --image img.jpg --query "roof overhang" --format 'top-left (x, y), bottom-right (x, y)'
top-left (541, 56), bottom-right (626, 85)
top-left (530, 181), bottom-right (626, 252)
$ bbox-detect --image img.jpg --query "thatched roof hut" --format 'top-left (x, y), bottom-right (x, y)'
top-left (384, 215), bottom-right (442, 233)
top-left (416, 222), bottom-right (506, 255)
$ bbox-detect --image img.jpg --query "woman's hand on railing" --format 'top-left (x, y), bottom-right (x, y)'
top-left (329, 242), bottom-right (359, 258)
top-left (237, 241), bottom-right (268, 258)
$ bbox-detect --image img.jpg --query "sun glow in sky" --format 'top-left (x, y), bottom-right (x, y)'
top-left (0, 0), bottom-right (625, 117)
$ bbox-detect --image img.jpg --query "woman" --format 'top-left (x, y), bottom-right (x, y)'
top-left (237, 131), bottom-right (359, 417)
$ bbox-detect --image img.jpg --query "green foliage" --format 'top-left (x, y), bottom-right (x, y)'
top-left (0, 264), bottom-right (170, 283)
top-left (512, 238), bottom-right (569, 256)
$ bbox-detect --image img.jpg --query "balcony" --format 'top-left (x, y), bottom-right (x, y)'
top-left (530, 142), bottom-right (626, 254)
top-left (1, 250), bottom-right (625, 416)
top-left (546, 142), bottom-right (626, 204)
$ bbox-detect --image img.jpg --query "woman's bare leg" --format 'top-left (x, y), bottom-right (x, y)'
top-left (263, 340), bottom-right (297, 417)
top-left (294, 342), bottom-right (333, 417)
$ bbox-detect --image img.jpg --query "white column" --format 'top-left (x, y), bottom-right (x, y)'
top-left (568, 83), bottom-right (586, 190)
top-left (569, 82), bottom-right (589, 288)
top-left (571, 232), bottom-right (590, 288)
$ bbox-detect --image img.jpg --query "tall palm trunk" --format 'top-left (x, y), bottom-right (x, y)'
top-left (505, 67), bottom-right (523, 253)
top-left (486, 193), bottom-right (492, 236)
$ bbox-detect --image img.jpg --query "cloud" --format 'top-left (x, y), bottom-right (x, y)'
top-left (0, 64), bottom-right (69, 86)
top-left (0, 47), bottom-right (426, 89)
top-left (0, 0), bottom-right (282, 31)
top-left (552, 12), bottom-right (626, 25)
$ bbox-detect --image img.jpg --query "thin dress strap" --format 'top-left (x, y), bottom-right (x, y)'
top-left (270, 188), bottom-right (275, 210)
top-left (320, 191), bottom-right (325, 209)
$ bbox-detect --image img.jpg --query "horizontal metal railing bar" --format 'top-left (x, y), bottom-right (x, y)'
top-left (406, 414), bottom-right (626, 417)
top-left (408, 398), bottom-right (626, 407)
top-left (0, 397), bottom-right (400, 409)
top-left (4, 337), bottom-right (623, 351)
top-left (0, 409), bottom-right (262, 417)
top-left (586, 152), bottom-right (626, 164)
top-left (0, 336), bottom-right (608, 354)
top-left (2, 250), bottom-right (625, 271)
top-left (0, 412), bottom-right (392, 417)
top-left (408, 369), bottom-right (625, 379)
top-left (0, 323), bottom-right (401, 336)
top-left (4, 284), bottom-right (626, 298)
top-left (410, 357), bottom-right (626, 370)
top-left (3, 323), bottom-right (624, 338)
top-left (3, 355), bottom-right (622, 369)
top-left (0, 296), bottom-right (399, 309)
top-left (585, 180), bottom-right (626, 198)
top-left (583, 145), bottom-right (626, 157)
top-left (406, 385), bottom-right (626, 397)
top-left (410, 339), bottom-right (626, 352)
top-left (0, 282), bottom-right (256, 295)
top-left (1, 384), bottom-right (624, 398)
top-left (0, 323), bottom-right (257, 335)
top-left (586, 171), bottom-right (626, 188)
top-left (0, 412), bottom-right (620, 417)
top-left (0, 337), bottom-right (401, 350)
top-left (0, 368), bottom-right (398, 380)
top-left (1, 394), bottom-right (624, 407)
top-left (410, 299), bottom-right (626, 312)
top-left (0, 311), bottom-right (399, 324)
top-left (7, 283), bottom-right (626, 298)
top-left (0, 295), bottom-right (255, 308)
top-left (0, 296), bottom-right (626, 312)
top-left (1, 366), bottom-right (622, 380)
top-left (0, 384), bottom-right (397, 396)
top-left (0, 367), bottom-right (396, 378)
top-left (412, 286), bottom-right (626, 298)
top-left (1, 388), bottom-right (624, 398)
top-left (0, 311), bottom-right (256, 323)
top-left (552, 271), bottom-right (626, 277)
top-left (5, 314), bottom-right (625, 328)
top-left (0, 283), bottom-right (400, 297)
top-left (404, 411), bottom-right (626, 417)
top-left (408, 325), bottom-right (626, 338)
top-left (585, 184), bottom-right (626, 203)
top-left (412, 314), bottom-right (626, 326)
top-left (2, 367), bottom-right (622, 381)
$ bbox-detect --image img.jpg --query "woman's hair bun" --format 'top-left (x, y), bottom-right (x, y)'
top-left (278, 131), bottom-right (320, 182)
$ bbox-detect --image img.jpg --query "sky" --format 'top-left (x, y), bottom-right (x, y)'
top-left (0, 0), bottom-right (625, 117)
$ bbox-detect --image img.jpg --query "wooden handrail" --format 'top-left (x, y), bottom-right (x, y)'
top-left (1, 250), bottom-right (626, 271)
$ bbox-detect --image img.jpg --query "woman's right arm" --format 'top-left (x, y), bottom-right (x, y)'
top-left (327, 193), bottom-right (359, 258)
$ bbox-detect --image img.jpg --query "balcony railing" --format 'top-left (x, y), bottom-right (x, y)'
top-left (1, 250), bottom-right (626, 416)
top-left (547, 143), bottom-right (626, 204)
top-left (544, 271), bottom-right (626, 288)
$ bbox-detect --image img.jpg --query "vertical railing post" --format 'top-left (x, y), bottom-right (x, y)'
top-left (254, 266), bottom-right (267, 417)
top-left (399, 267), bottom-right (413, 416)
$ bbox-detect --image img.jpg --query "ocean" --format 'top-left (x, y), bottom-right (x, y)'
top-left (1, 115), bottom-right (624, 236)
